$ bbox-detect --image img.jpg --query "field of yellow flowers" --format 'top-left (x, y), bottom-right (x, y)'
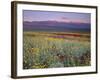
top-left (23, 32), bottom-right (90, 69)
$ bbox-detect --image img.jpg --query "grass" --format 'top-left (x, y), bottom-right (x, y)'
top-left (23, 32), bottom-right (91, 69)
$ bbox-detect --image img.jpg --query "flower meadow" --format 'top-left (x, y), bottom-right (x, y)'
top-left (23, 32), bottom-right (91, 69)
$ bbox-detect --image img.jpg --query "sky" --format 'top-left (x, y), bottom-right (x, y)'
top-left (23, 10), bottom-right (91, 24)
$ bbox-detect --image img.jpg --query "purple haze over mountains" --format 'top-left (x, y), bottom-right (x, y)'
top-left (23, 21), bottom-right (90, 33)
top-left (23, 10), bottom-right (91, 33)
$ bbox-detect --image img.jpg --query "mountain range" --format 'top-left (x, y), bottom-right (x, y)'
top-left (23, 21), bottom-right (90, 33)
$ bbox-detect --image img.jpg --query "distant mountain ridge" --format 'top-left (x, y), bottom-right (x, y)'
top-left (23, 21), bottom-right (91, 33)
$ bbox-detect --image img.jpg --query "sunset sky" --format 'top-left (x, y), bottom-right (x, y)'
top-left (23, 10), bottom-right (91, 24)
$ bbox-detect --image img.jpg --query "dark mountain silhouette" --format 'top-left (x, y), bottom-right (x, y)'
top-left (23, 21), bottom-right (90, 33)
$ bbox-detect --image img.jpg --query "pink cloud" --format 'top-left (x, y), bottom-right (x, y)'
top-left (58, 17), bottom-right (89, 23)
top-left (47, 17), bottom-right (89, 24)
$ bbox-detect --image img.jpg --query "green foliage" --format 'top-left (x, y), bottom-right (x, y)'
top-left (23, 32), bottom-right (91, 69)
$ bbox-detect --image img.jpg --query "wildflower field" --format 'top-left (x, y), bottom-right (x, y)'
top-left (23, 32), bottom-right (91, 69)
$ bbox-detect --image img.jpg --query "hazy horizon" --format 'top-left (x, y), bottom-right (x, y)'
top-left (23, 10), bottom-right (91, 33)
top-left (23, 10), bottom-right (91, 24)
